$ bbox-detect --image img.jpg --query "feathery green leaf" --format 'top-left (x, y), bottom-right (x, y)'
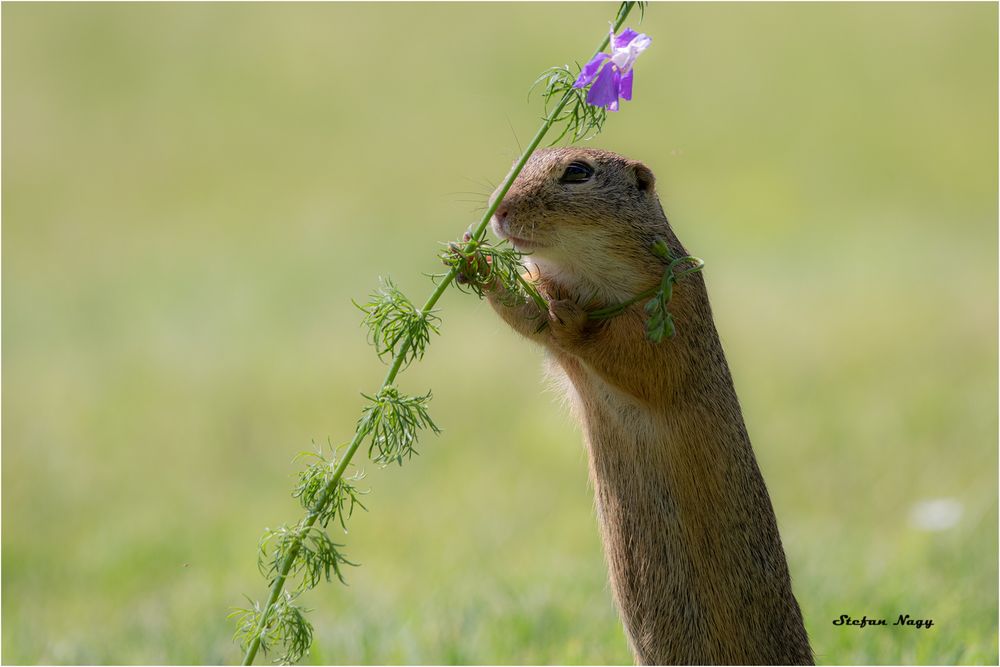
top-left (355, 278), bottom-right (441, 369)
top-left (359, 386), bottom-right (440, 466)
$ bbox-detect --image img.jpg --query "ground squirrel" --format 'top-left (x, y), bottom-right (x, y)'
top-left (482, 148), bottom-right (813, 665)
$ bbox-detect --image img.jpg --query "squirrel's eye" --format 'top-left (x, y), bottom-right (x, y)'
top-left (560, 161), bottom-right (594, 184)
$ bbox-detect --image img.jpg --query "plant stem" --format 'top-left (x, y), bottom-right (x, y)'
top-left (588, 257), bottom-right (704, 320)
top-left (514, 269), bottom-right (549, 312)
top-left (588, 285), bottom-right (659, 319)
top-left (240, 4), bottom-right (638, 664)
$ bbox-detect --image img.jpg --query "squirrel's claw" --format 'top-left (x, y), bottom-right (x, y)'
top-left (547, 298), bottom-right (588, 348)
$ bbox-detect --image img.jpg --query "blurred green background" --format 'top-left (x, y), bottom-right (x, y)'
top-left (3, 2), bottom-right (997, 664)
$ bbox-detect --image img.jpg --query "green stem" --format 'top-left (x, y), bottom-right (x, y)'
top-left (514, 270), bottom-right (548, 312)
top-left (588, 256), bottom-right (704, 320)
top-left (588, 285), bottom-right (659, 319)
top-left (669, 255), bottom-right (705, 278)
top-left (240, 4), bottom-right (638, 664)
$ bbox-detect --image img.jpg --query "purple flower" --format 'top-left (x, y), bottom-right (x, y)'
top-left (573, 27), bottom-right (651, 111)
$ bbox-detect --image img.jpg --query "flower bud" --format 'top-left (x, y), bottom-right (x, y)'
top-left (651, 238), bottom-right (670, 259)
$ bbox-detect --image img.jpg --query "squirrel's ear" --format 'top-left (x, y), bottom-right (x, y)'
top-left (632, 162), bottom-right (656, 193)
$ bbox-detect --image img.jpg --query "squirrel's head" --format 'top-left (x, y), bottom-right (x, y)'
top-left (490, 147), bottom-right (672, 302)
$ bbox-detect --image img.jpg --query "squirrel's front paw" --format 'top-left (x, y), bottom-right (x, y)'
top-left (547, 299), bottom-right (588, 347)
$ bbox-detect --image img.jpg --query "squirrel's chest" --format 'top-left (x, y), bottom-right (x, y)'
top-left (546, 354), bottom-right (666, 461)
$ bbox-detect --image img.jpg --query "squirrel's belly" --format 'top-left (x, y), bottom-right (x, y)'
top-left (550, 353), bottom-right (745, 664)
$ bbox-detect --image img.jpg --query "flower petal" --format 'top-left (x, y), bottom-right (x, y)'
top-left (610, 30), bottom-right (651, 73)
top-left (573, 53), bottom-right (610, 88)
top-left (618, 68), bottom-right (634, 101)
top-left (630, 33), bottom-right (652, 55)
top-left (586, 62), bottom-right (621, 111)
top-left (614, 28), bottom-right (640, 49)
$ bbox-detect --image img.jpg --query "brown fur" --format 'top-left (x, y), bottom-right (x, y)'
top-left (484, 148), bottom-right (813, 665)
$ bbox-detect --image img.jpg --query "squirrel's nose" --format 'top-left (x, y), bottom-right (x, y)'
top-left (494, 203), bottom-right (509, 224)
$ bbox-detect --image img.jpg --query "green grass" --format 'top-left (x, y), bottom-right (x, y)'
top-left (3, 3), bottom-right (997, 664)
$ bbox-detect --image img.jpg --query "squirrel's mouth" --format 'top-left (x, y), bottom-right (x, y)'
top-left (492, 218), bottom-right (545, 252)
top-left (506, 235), bottom-right (542, 252)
